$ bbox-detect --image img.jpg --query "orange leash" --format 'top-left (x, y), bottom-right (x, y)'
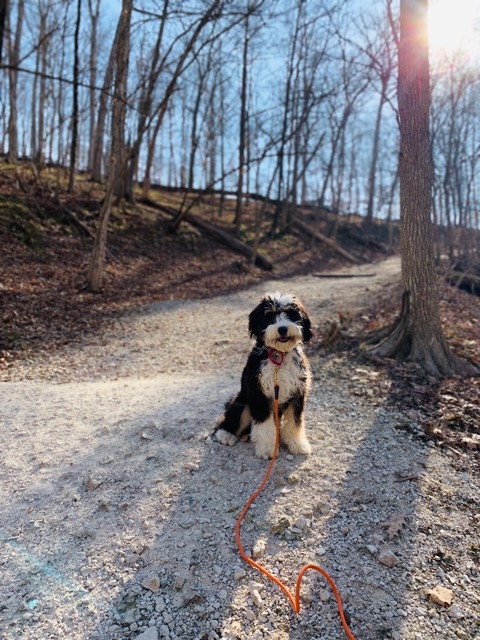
top-left (234, 374), bottom-right (357, 640)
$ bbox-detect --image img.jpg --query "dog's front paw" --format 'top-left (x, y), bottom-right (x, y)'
top-left (254, 444), bottom-right (274, 460)
top-left (215, 429), bottom-right (238, 447)
top-left (286, 437), bottom-right (311, 456)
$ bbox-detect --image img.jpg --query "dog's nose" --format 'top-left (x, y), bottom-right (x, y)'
top-left (278, 326), bottom-right (288, 336)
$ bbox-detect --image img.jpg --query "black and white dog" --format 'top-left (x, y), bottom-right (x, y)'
top-left (214, 292), bottom-right (313, 459)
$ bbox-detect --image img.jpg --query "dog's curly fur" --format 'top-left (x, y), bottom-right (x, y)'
top-left (214, 292), bottom-right (312, 459)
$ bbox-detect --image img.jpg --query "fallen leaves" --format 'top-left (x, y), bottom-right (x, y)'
top-left (381, 512), bottom-right (407, 539)
top-left (426, 585), bottom-right (454, 607)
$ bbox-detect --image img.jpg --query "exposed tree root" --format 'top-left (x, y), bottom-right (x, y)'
top-left (366, 291), bottom-right (479, 377)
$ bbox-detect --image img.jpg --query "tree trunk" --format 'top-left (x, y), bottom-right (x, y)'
top-left (87, 0), bottom-right (101, 172)
top-left (0, 0), bottom-right (7, 62)
top-left (6, 0), bottom-right (23, 164)
top-left (68, 0), bottom-right (81, 192)
top-left (368, 0), bottom-right (478, 377)
top-left (87, 0), bottom-right (132, 291)
top-left (234, 14), bottom-right (249, 235)
top-left (364, 82), bottom-right (387, 225)
top-left (91, 19), bottom-right (121, 182)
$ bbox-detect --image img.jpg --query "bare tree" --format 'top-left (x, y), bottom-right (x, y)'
top-left (368, 0), bottom-right (477, 376)
top-left (234, 10), bottom-right (250, 235)
top-left (87, 0), bottom-right (132, 292)
top-left (86, 0), bottom-right (101, 172)
top-left (361, 8), bottom-right (397, 226)
top-left (6, 0), bottom-right (24, 163)
top-left (0, 0), bottom-right (7, 62)
top-left (90, 17), bottom-right (120, 182)
top-left (68, 0), bottom-right (82, 192)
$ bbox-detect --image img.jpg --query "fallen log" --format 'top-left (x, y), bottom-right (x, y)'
top-left (294, 218), bottom-right (361, 264)
top-left (140, 198), bottom-right (273, 271)
top-left (449, 270), bottom-right (480, 295)
top-left (313, 273), bottom-right (376, 278)
top-left (65, 208), bottom-right (117, 260)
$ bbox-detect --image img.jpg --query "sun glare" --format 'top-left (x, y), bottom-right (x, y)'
top-left (428, 0), bottom-right (479, 59)
top-left (428, 0), bottom-right (479, 61)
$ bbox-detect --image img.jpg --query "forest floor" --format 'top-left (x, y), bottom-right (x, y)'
top-left (1, 168), bottom-right (480, 640)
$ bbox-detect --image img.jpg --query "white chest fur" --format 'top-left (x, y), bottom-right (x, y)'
top-left (258, 349), bottom-right (307, 403)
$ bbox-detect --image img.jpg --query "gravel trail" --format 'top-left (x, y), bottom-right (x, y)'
top-left (1, 256), bottom-right (478, 640)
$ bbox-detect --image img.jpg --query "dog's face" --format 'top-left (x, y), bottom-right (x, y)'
top-left (248, 292), bottom-right (312, 352)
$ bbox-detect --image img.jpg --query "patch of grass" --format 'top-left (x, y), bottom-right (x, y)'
top-left (0, 196), bottom-right (43, 247)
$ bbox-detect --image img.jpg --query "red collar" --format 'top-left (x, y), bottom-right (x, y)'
top-left (267, 347), bottom-right (284, 366)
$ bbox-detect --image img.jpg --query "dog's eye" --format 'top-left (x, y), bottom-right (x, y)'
top-left (286, 309), bottom-right (302, 323)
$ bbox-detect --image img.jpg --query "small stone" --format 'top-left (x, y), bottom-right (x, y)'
top-left (234, 568), bottom-right (246, 580)
top-left (172, 593), bottom-right (185, 609)
top-left (447, 605), bottom-right (464, 620)
top-left (75, 527), bottom-right (96, 539)
top-left (174, 575), bottom-right (186, 591)
top-left (155, 598), bottom-right (165, 613)
top-left (271, 517), bottom-right (291, 535)
top-left (455, 631), bottom-right (469, 640)
top-left (159, 625), bottom-right (170, 639)
top-left (315, 501), bottom-right (331, 515)
top-left (366, 545), bottom-right (378, 555)
top-left (252, 539), bottom-right (267, 559)
top-left (316, 546), bottom-right (327, 557)
top-left (85, 476), bottom-right (103, 490)
top-left (135, 628), bottom-right (159, 640)
top-left (245, 610), bottom-right (256, 622)
top-left (141, 576), bottom-right (160, 592)
top-left (125, 554), bottom-right (140, 565)
top-left (378, 548), bottom-right (400, 567)
top-left (131, 541), bottom-right (145, 555)
top-left (251, 589), bottom-right (263, 607)
top-left (293, 515), bottom-right (308, 531)
top-left (319, 588), bottom-right (330, 602)
top-left (248, 581), bottom-right (264, 593)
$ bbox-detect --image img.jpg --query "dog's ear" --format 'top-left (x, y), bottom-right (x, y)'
top-left (296, 299), bottom-right (313, 343)
top-left (248, 300), bottom-right (265, 340)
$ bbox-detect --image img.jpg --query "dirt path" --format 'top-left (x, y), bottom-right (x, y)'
top-left (1, 256), bottom-right (478, 640)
